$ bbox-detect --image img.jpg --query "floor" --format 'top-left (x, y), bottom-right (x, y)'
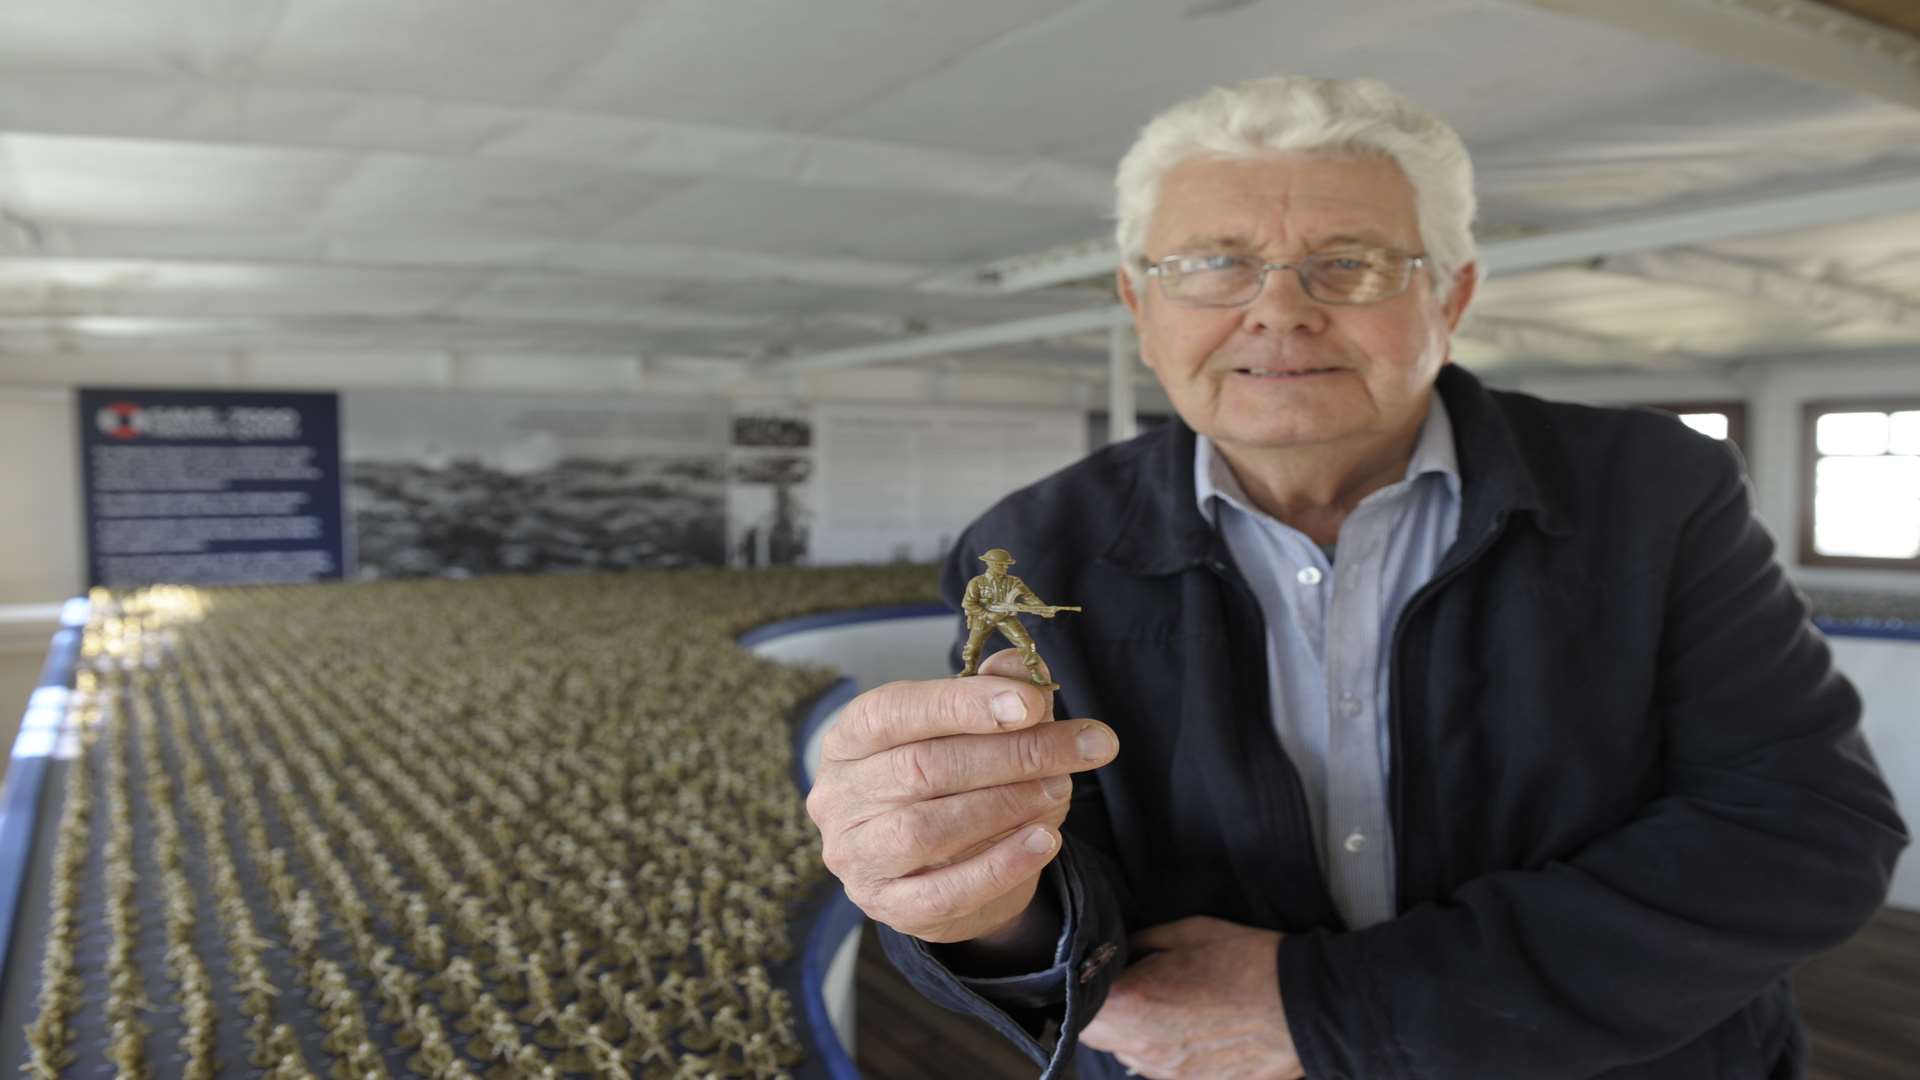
top-left (855, 907), bottom-right (1920, 1080)
top-left (1798, 906), bottom-right (1920, 1080)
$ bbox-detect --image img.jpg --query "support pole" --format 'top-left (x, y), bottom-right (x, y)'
top-left (1107, 322), bottom-right (1137, 445)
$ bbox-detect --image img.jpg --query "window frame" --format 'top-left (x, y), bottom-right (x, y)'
top-left (1799, 397), bottom-right (1920, 571)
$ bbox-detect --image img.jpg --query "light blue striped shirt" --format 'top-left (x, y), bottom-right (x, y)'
top-left (1194, 393), bottom-right (1461, 929)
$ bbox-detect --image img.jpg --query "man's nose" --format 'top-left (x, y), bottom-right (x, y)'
top-left (1242, 264), bottom-right (1328, 334)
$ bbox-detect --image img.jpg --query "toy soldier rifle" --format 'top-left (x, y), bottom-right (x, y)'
top-left (987, 602), bottom-right (1083, 618)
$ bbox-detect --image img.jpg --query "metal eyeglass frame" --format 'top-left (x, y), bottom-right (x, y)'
top-left (1143, 249), bottom-right (1428, 307)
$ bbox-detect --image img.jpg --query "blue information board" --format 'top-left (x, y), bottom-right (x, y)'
top-left (78, 388), bottom-right (347, 588)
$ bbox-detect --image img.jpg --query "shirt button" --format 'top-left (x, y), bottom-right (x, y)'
top-left (1339, 696), bottom-right (1362, 717)
top-left (1344, 831), bottom-right (1368, 853)
top-left (1296, 566), bottom-right (1323, 586)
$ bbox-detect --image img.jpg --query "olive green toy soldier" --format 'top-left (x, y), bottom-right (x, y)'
top-left (957, 549), bottom-right (1080, 691)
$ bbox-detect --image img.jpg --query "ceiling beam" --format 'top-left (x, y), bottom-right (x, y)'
top-left (1456, 315), bottom-right (1710, 368)
top-left (949, 173), bottom-right (1920, 294)
top-left (1480, 175), bottom-right (1920, 275)
top-left (773, 306), bottom-right (1128, 373)
top-left (1502, 0), bottom-right (1920, 110)
top-left (916, 237), bottom-right (1120, 295)
top-left (1595, 248), bottom-right (1920, 325)
top-left (0, 231), bottom-right (936, 292)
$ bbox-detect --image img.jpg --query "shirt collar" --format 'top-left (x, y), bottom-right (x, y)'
top-left (1193, 390), bottom-right (1461, 527)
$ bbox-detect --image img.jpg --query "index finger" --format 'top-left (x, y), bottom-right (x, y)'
top-left (823, 674), bottom-right (1053, 762)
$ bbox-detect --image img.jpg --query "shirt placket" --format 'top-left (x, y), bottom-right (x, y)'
top-left (1324, 498), bottom-right (1398, 929)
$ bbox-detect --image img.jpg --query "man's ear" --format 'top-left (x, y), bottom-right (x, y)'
top-left (1116, 267), bottom-right (1153, 370)
top-left (1442, 261), bottom-right (1478, 333)
top-left (1116, 266), bottom-right (1142, 319)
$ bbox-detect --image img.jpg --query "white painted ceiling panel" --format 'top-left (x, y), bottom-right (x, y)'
top-left (608, 179), bottom-right (1109, 265)
top-left (0, 0), bottom-right (1914, 370)
top-left (554, 0), bottom-right (1083, 131)
top-left (248, 0), bottom-right (646, 105)
top-left (1, 134), bottom-right (360, 226)
top-left (0, 258), bottom-right (479, 318)
top-left (0, 0), bottom-right (287, 78)
top-left (1692, 210), bottom-right (1920, 292)
top-left (316, 154), bottom-right (691, 238)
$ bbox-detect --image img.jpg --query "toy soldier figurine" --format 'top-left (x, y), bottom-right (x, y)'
top-left (957, 549), bottom-right (1080, 690)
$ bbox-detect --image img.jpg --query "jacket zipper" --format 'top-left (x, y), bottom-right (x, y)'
top-left (1386, 510), bottom-right (1511, 905)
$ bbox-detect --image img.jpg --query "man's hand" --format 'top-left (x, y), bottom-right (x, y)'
top-left (804, 649), bottom-right (1120, 944)
top-left (1080, 916), bottom-right (1304, 1080)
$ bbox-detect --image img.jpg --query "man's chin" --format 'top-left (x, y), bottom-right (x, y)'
top-left (1204, 420), bottom-right (1359, 453)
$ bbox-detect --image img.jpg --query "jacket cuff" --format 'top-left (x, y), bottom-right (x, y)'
top-left (1278, 927), bottom-right (1404, 1080)
top-left (875, 838), bottom-right (1125, 1079)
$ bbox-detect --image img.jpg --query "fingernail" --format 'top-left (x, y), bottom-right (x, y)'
top-left (991, 692), bottom-right (1027, 727)
top-left (1077, 725), bottom-right (1114, 760)
top-left (1023, 827), bottom-right (1056, 853)
top-left (1043, 775), bottom-right (1072, 800)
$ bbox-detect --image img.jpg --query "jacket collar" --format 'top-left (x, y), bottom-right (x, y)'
top-left (1101, 363), bottom-right (1571, 576)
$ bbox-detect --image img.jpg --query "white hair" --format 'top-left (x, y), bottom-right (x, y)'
top-left (1114, 76), bottom-right (1478, 303)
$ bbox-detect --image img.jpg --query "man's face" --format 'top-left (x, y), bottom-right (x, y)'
top-left (1117, 155), bottom-right (1475, 455)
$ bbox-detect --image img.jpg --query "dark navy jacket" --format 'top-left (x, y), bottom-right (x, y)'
top-left (878, 364), bottom-right (1907, 1079)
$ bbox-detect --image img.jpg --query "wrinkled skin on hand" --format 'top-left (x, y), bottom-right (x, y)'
top-left (1081, 916), bottom-right (1304, 1080)
top-left (805, 649), bottom-right (1119, 944)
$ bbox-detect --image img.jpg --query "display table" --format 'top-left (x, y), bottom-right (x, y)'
top-left (2, 590), bottom-right (1906, 1077)
top-left (0, 573), bottom-right (943, 1080)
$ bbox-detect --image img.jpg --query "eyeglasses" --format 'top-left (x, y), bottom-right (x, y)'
top-left (1144, 248), bottom-right (1427, 307)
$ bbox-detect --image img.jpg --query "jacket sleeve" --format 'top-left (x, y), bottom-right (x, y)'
top-left (1279, 441), bottom-right (1911, 1078)
top-left (871, 536), bottom-right (1137, 1078)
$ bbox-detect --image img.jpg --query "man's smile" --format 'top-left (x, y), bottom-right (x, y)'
top-left (1228, 366), bottom-right (1343, 378)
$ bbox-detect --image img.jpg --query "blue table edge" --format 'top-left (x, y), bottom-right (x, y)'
top-left (750, 601), bottom-right (951, 1080)
top-left (0, 597), bottom-right (89, 990)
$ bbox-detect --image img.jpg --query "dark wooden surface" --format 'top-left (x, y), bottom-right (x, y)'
top-left (855, 906), bottom-right (1920, 1079)
top-left (1817, 0), bottom-right (1920, 38)
top-left (1798, 906), bottom-right (1920, 1080)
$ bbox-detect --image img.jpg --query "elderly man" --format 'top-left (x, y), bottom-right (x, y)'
top-left (803, 76), bottom-right (1907, 1079)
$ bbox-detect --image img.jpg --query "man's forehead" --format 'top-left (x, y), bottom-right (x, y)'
top-left (1151, 155), bottom-right (1417, 248)
top-left (1173, 227), bottom-right (1401, 251)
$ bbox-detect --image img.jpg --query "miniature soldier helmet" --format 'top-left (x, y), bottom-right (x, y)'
top-left (979, 548), bottom-right (1016, 566)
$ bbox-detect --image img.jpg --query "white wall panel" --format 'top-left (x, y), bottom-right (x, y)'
top-left (0, 391), bottom-right (83, 605)
top-left (1495, 355), bottom-right (1920, 593)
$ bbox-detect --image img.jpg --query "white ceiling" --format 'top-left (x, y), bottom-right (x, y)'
top-left (0, 0), bottom-right (1917, 377)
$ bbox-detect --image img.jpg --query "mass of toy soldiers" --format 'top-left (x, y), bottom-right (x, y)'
top-left (23, 565), bottom-right (939, 1079)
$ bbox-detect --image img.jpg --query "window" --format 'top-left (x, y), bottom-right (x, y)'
top-left (1641, 401), bottom-right (1748, 457)
top-left (1801, 400), bottom-right (1920, 570)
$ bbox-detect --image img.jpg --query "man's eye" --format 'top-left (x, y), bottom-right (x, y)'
top-left (1183, 255), bottom-right (1244, 273)
top-left (1325, 257), bottom-right (1371, 272)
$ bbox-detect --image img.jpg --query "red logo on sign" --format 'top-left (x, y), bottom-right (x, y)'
top-left (96, 402), bottom-right (144, 440)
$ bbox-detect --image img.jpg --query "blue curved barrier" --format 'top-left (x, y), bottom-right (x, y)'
top-left (0, 598), bottom-right (88, 985)
top-left (782, 674), bottom-right (864, 1080)
top-left (738, 602), bottom-right (950, 649)
top-left (1817, 616), bottom-right (1920, 643)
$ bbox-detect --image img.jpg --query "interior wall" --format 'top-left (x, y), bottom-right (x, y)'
top-left (1488, 352), bottom-right (1920, 595)
top-left (0, 389), bottom-right (83, 607)
top-left (0, 349), bottom-right (1167, 607)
